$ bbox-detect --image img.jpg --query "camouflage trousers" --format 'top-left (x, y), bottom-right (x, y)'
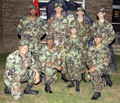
top-left (4, 69), bottom-right (37, 101)
top-left (59, 46), bottom-right (66, 74)
top-left (81, 50), bottom-right (87, 73)
top-left (90, 70), bottom-right (107, 92)
top-left (41, 67), bottom-right (57, 85)
top-left (29, 41), bottom-right (42, 63)
top-left (67, 63), bottom-right (82, 81)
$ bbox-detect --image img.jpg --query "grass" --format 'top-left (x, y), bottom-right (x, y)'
top-left (0, 52), bottom-right (120, 103)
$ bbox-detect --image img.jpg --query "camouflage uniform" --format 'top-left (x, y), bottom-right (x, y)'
top-left (65, 35), bottom-right (84, 81)
top-left (4, 50), bottom-right (39, 101)
top-left (71, 18), bottom-right (92, 73)
top-left (46, 15), bottom-right (69, 74)
top-left (86, 44), bottom-right (111, 92)
top-left (17, 16), bottom-right (46, 61)
top-left (38, 46), bottom-right (61, 85)
top-left (92, 20), bottom-right (115, 46)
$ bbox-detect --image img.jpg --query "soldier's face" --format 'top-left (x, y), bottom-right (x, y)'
top-left (54, 7), bottom-right (63, 13)
top-left (76, 11), bottom-right (84, 16)
top-left (19, 45), bottom-right (28, 55)
top-left (29, 9), bottom-right (37, 16)
top-left (94, 37), bottom-right (102, 45)
top-left (97, 12), bottom-right (105, 19)
top-left (70, 28), bottom-right (77, 35)
top-left (46, 40), bottom-right (54, 47)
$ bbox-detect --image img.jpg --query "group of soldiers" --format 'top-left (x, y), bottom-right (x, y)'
top-left (4, 2), bottom-right (115, 101)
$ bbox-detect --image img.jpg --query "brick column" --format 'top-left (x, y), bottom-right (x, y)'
top-left (2, 0), bottom-right (32, 48)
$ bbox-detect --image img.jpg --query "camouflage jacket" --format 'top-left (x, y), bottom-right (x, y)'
top-left (38, 46), bottom-right (62, 72)
top-left (92, 20), bottom-right (115, 46)
top-left (71, 19), bottom-right (92, 49)
top-left (46, 15), bottom-right (69, 46)
top-left (86, 44), bottom-right (111, 72)
top-left (65, 35), bottom-right (84, 64)
top-left (4, 50), bottom-right (39, 88)
top-left (17, 16), bottom-right (46, 43)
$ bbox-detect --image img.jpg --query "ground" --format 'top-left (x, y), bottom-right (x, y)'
top-left (0, 52), bottom-right (120, 103)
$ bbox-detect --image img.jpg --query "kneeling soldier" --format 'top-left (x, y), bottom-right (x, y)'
top-left (38, 36), bottom-right (62, 93)
top-left (86, 34), bottom-right (112, 100)
top-left (4, 39), bottom-right (40, 101)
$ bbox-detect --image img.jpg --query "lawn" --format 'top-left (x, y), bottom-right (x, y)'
top-left (0, 52), bottom-right (120, 103)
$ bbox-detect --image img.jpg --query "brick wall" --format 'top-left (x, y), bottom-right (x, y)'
top-left (0, 0), bottom-right (3, 47)
top-left (2, 0), bottom-right (32, 48)
top-left (85, 0), bottom-right (113, 22)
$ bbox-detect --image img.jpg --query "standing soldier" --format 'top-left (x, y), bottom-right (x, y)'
top-left (86, 34), bottom-right (112, 100)
top-left (4, 40), bottom-right (40, 101)
top-left (92, 8), bottom-right (115, 47)
top-left (65, 26), bottom-right (84, 92)
top-left (17, 5), bottom-right (46, 63)
top-left (38, 37), bottom-right (62, 93)
top-left (71, 7), bottom-right (92, 83)
top-left (46, 3), bottom-right (69, 82)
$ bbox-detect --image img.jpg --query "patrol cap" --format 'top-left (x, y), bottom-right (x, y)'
top-left (29, 5), bottom-right (37, 10)
top-left (70, 24), bottom-right (78, 30)
top-left (77, 7), bottom-right (84, 12)
top-left (67, 14), bottom-right (75, 21)
top-left (93, 33), bottom-right (102, 38)
top-left (46, 36), bottom-right (55, 41)
top-left (55, 3), bottom-right (62, 8)
top-left (19, 39), bottom-right (29, 46)
top-left (98, 7), bottom-right (105, 13)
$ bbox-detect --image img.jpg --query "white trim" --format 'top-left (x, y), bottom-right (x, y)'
top-left (74, 0), bottom-right (85, 9)
top-left (112, 23), bottom-right (120, 25)
top-left (113, 5), bottom-right (120, 9)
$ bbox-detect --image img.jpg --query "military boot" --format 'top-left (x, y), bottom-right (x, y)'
top-left (4, 86), bottom-right (11, 95)
top-left (66, 80), bottom-right (74, 88)
top-left (76, 80), bottom-right (80, 92)
top-left (91, 92), bottom-right (101, 100)
top-left (45, 83), bottom-right (53, 93)
top-left (61, 73), bottom-right (69, 82)
top-left (104, 75), bottom-right (112, 87)
top-left (24, 83), bottom-right (39, 94)
top-left (81, 73), bottom-right (87, 83)
top-left (40, 73), bottom-right (44, 83)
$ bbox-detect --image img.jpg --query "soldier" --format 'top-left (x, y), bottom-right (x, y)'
top-left (4, 40), bottom-right (40, 101)
top-left (46, 3), bottom-right (69, 82)
top-left (86, 34), bottom-right (112, 100)
top-left (37, 37), bottom-right (62, 93)
top-left (17, 5), bottom-right (46, 63)
top-left (92, 7), bottom-right (115, 47)
top-left (92, 7), bottom-right (116, 83)
top-left (71, 7), bottom-right (92, 83)
top-left (65, 26), bottom-right (84, 92)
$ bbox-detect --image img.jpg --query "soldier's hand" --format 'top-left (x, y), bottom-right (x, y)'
top-left (13, 85), bottom-right (21, 92)
top-left (46, 61), bottom-right (53, 67)
top-left (55, 66), bottom-right (62, 71)
top-left (34, 73), bottom-right (40, 84)
top-left (89, 66), bottom-right (96, 73)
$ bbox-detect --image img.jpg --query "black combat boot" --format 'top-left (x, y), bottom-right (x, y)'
top-left (76, 80), bottom-right (80, 92)
top-left (66, 80), bottom-right (74, 88)
top-left (104, 75), bottom-right (112, 87)
top-left (81, 73), bottom-right (87, 83)
top-left (61, 73), bottom-right (69, 82)
top-left (24, 83), bottom-right (39, 94)
top-left (45, 83), bottom-right (53, 93)
top-left (4, 86), bottom-right (11, 95)
top-left (91, 92), bottom-right (101, 100)
top-left (40, 73), bottom-right (44, 83)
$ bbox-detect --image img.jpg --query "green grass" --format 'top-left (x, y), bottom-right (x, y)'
top-left (0, 52), bottom-right (120, 103)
